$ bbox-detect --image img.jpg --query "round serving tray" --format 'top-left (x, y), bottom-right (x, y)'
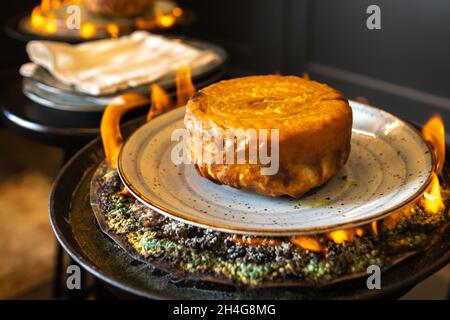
top-left (0, 67), bottom-right (223, 149)
top-left (117, 101), bottom-right (435, 236)
top-left (21, 38), bottom-right (227, 112)
top-left (49, 117), bottom-right (449, 299)
top-left (5, 0), bottom-right (189, 43)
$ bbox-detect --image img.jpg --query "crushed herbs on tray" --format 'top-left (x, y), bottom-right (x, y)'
top-left (95, 166), bottom-right (449, 287)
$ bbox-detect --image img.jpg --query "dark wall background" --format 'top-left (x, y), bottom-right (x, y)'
top-left (182, 0), bottom-right (450, 128)
top-left (0, 1), bottom-right (36, 84)
top-left (1, 0), bottom-right (449, 127)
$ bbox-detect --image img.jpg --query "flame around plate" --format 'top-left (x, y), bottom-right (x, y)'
top-left (118, 101), bottom-right (435, 236)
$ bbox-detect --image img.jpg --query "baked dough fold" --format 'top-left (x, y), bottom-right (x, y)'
top-left (184, 75), bottom-right (352, 198)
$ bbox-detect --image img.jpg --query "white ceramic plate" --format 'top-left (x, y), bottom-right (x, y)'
top-left (118, 101), bottom-right (435, 236)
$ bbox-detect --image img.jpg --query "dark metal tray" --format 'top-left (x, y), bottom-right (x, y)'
top-left (49, 118), bottom-right (450, 299)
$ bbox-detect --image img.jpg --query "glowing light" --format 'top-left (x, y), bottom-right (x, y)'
top-left (371, 221), bottom-right (378, 236)
top-left (106, 24), bottom-right (119, 38)
top-left (422, 115), bottom-right (445, 174)
top-left (290, 237), bottom-right (323, 252)
top-left (148, 84), bottom-right (171, 122)
top-left (172, 7), bottom-right (183, 17)
top-left (328, 230), bottom-right (355, 244)
top-left (101, 94), bottom-right (148, 167)
top-left (80, 23), bottom-right (96, 39)
top-left (41, 0), bottom-right (51, 12)
top-left (355, 228), bottom-right (364, 237)
top-left (159, 15), bottom-right (175, 28)
top-left (422, 174), bottom-right (444, 214)
top-left (44, 13), bottom-right (57, 34)
top-left (176, 65), bottom-right (195, 107)
top-left (101, 66), bottom-right (195, 167)
top-left (51, 0), bottom-right (61, 9)
top-left (31, 7), bottom-right (45, 29)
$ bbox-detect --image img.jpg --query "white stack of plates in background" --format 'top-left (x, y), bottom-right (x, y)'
top-left (20, 37), bottom-right (226, 113)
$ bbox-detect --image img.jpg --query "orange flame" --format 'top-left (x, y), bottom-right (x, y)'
top-left (290, 236), bottom-right (323, 253)
top-left (176, 65), bottom-right (195, 107)
top-left (422, 115), bottom-right (445, 173)
top-left (101, 66), bottom-right (195, 166)
top-left (41, 0), bottom-right (51, 12)
top-left (371, 221), bottom-right (378, 236)
top-left (327, 228), bottom-right (364, 244)
top-left (356, 228), bottom-right (364, 237)
top-left (32, 0), bottom-right (180, 36)
top-left (383, 204), bottom-right (417, 230)
top-left (106, 24), bottom-right (120, 38)
top-left (147, 84), bottom-right (171, 122)
top-left (31, 2), bottom-right (57, 33)
top-left (422, 173), bottom-right (444, 214)
top-left (31, 7), bottom-right (45, 29)
top-left (172, 7), bottom-right (183, 17)
top-left (101, 94), bottom-right (148, 167)
top-left (159, 15), bottom-right (175, 28)
top-left (328, 230), bottom-right (352, 244)
top-left (155, 8), bottom-right (176, 28)
top-left (43, 13), bottom-right (57, 34)
top-left (81, 23), bottom-right (96, 39)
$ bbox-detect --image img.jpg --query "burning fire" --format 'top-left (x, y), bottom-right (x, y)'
top-left (176, 65), bottom-right (196, 107)
top-left (322, 115), bottom-right (446, 243)
top-left (80, 23), bottom-right (96, 39)
top-left (290, 236), bottom-right (323, 252)
top-left (422, 173), bottom-right (444, 214)
top-left (420, 115), bottom-right (445, 214)
top-left (101, 72), bottom-right (445, 248)
top-left (155, 7), bottom-right (183, 29)
top-left (158, 14), bottom-right (176, 28)
top-left (30, 0), bottom-right (61, 34)
top-left (44, 13), bottom-right (57, 34)
top-left (173, 7), bottom-right (183, 17)
top-left (30, 0), bottom-right (182, 37)
top-left (101, 65), bottom-right (195, 167)
top-left (31, 7), bottom-right (45, 30)
top-left (422, 115), bottom-right (445, 174)
top-left (371, 221), bottom-right (378, 236)
top-left (106, 24), bottom-right (120, 38)
top-left (147, 84), bottom-right (172, 122)
top-left (327, 228), bottom-right (363, 244)
top-left (101, 93), bottom-right (148, 166)
top-left (41, 0), bottom-right (52, 12)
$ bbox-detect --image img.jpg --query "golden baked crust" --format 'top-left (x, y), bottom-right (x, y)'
top-left (184, 75), bottom-right (352, 198)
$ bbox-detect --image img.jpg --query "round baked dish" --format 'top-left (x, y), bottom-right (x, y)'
top-left (184, 75), bottom-right (353, 198)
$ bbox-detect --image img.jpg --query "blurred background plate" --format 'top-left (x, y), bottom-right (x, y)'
top-left (21, 37), bottom-right (227, 112)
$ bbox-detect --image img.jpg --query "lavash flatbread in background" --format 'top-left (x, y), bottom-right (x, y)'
top-left (21, 31), bottom-right (221, 96)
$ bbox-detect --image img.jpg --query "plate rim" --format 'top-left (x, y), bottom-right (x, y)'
top-left (117, 101), bottom-right (437, 236)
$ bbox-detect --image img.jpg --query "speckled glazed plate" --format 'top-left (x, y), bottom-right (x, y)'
top-left (117, 101), bottom-right (435, 236)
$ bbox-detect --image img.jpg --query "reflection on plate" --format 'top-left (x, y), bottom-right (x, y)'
top-left (118, 101), bottom-right (435, 236)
